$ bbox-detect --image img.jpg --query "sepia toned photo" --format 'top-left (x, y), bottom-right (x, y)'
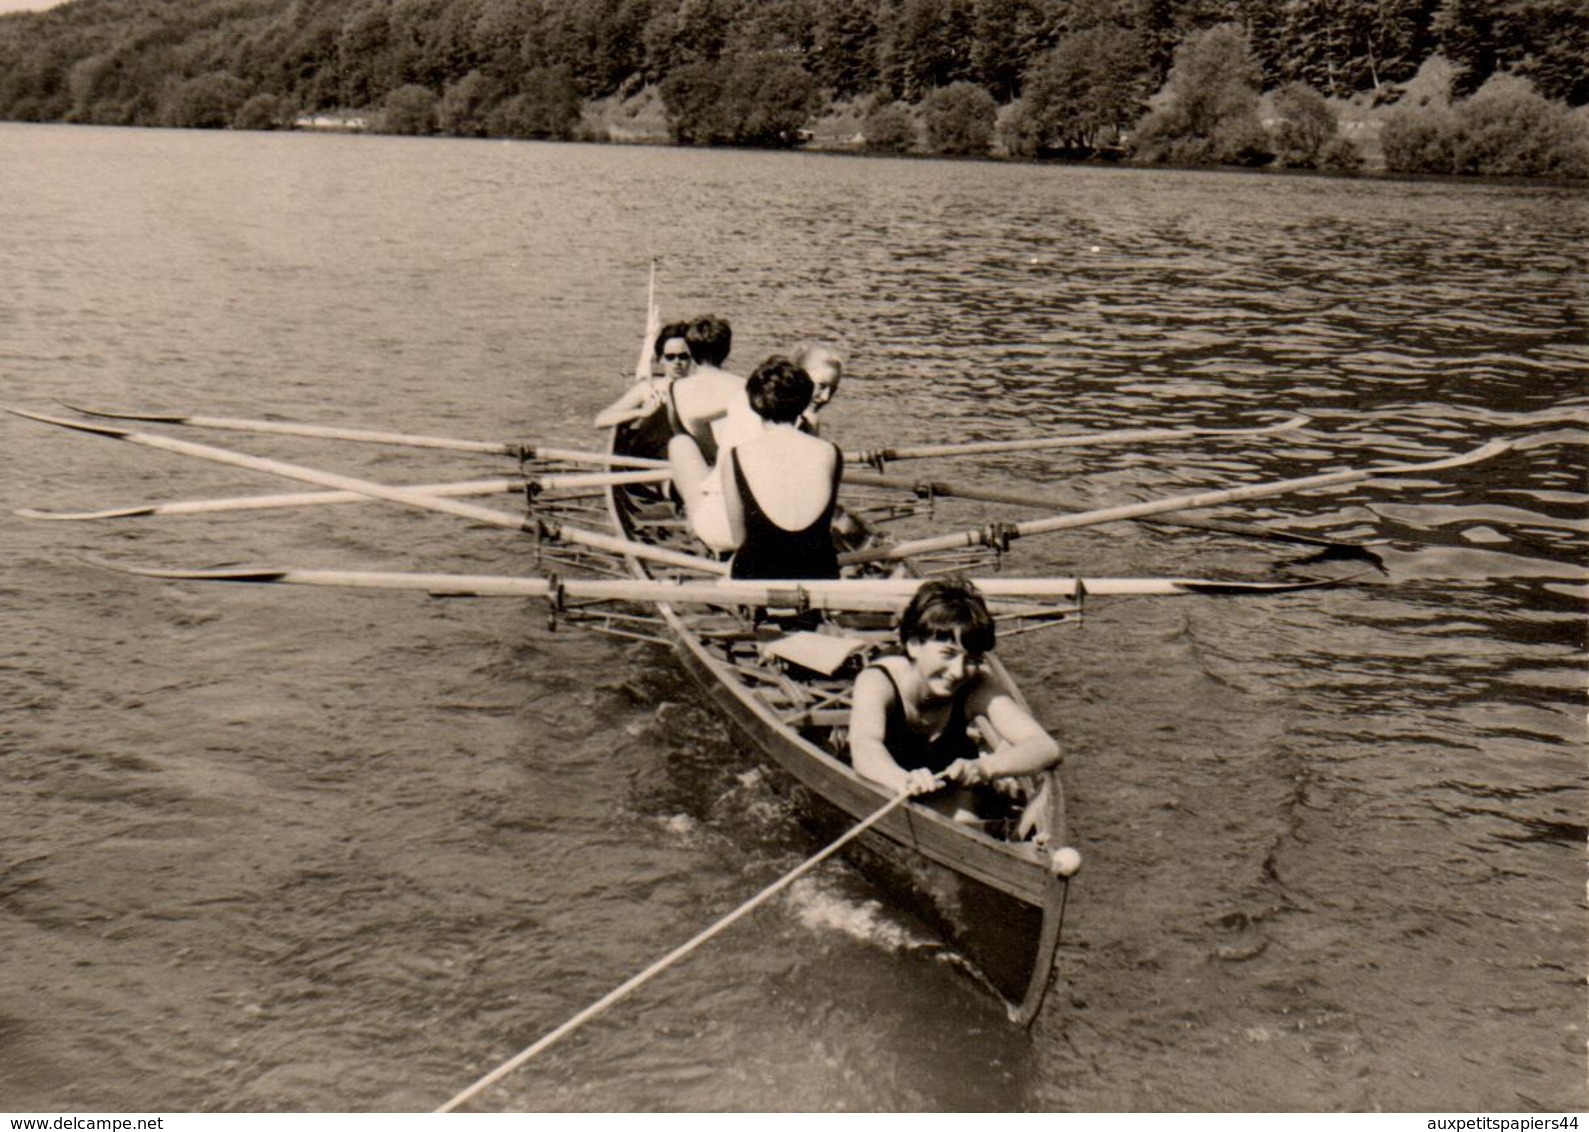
top-left (1, 0), bottom-right (1584, 1116)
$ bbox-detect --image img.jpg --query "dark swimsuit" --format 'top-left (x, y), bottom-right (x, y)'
top-left (867, 663), bottom-right (979, 774)
top-left (616, 378), bottom-right (682, 464)
top-left (726, 442), bottom-right (843, 580)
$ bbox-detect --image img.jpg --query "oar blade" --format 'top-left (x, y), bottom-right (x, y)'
top-left (16, 505), bottom-right (158, 521)
top-left (43, 400), bottom-right (664, 467)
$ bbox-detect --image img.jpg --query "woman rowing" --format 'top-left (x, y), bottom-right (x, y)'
top-left (592, 315), bottom-right (695, 431)
top-left (849, 579), bottom-right (1060, 816)
top-left (671, 356), bottom-right (843, 578)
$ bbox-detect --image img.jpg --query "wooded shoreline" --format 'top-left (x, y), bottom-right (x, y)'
top-left (2, 0), bottom-right (1585, 181)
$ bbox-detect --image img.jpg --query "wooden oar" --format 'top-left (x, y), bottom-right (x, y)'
top-left (6, 407), bottom-right (723, 576)
top-left (15, 469), bottom-right (672, 521)
top-left (847, 414), bottom-right (1310, 465)
top-left (81, 559), bottom-right (1348, 609)
top-left (840, 439), bottom-right (1518, 566)
top-left (57, 401), bottom-right (1308, 470)
top-left (842, 469), bottom-right (1385, 558)
top-left (54, 402), bottom-right (665, 469)
top-left (435, 786), bottom-right (924, 1112)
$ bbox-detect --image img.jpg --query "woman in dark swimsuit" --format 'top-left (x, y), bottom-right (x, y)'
top-left (718, 357), bottom-right (844, 579)
top-left (849, 580), bottom-right (1060, 802)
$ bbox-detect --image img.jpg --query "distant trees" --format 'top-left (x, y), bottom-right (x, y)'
top-left (233, 91), bottom-right (291, 130)
top-left (1007, 23), bottom-right (1152, 155)
top-left (1384, 70), bottom-right (1589, 177)
top-left (660, 53), bottom-right (818, 147)
top-left (380, 83), bottom-right (437, 136)
top-left (861, 99), bottom-right (916, 152)
top-left (877, 0), bottom-right (978, 101)
top-left (1264, 0), bottom-right (1438, 97)
top-left (1452, 73), bottom-right (1589, 178)
top-left (0, 0), bottom-right (1582, 180)
top-left (1433, 0), bottom-right (1589, 105)
top-left (1131, 24), bottom-right (1271, 166)
top-left (162, 71), bottom-right (249, 128)
top-left (489, 67), bottom-right (583, 140)
top-left (1269, 82), bottom-right (1362, 171)
top-left (438, 70), bottom-right (500, 138)
top-left (922, 81), bottom-right (996, 155)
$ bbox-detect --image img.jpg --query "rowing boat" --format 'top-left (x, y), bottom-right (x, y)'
top-left (10, 400), bottom-right (1543, 1029)
top-left (600, 419), bottom-right (1078, 1024)
top-left (9, 395), bottom-right (1554, 1045)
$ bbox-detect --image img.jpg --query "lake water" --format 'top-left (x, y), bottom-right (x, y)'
top-left (0, 123), bottom-right (1584, 1113)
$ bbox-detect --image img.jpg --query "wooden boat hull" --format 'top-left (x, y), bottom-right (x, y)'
top-left (604, 419), bottom-right (1071, 1021)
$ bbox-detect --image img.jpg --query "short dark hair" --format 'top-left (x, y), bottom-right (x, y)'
top-left (654, 321), bottom-right (690, 359)
top-left (746, 356), bottom-right (813, 424)
top-left (898, 578), bottom-right (996, 656)
top-left (685, 315), bottom-right (732, 367)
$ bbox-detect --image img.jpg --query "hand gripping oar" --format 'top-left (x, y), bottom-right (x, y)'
top-left (435, 786), bottom-right (924, 1113)
top-left (15, 469), bottom-right (672, 521)
top-left (54, 401), bottom-right (667, 469)
top-left (5, 407), bottom-right (723, 576)
top-left (840, 439), bottom-right (1517, 566)
top-left (846, 414), bottom-right (1310, 465)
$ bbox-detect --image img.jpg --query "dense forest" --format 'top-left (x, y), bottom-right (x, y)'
top-left (1, 0), bottom-right (1585, 177)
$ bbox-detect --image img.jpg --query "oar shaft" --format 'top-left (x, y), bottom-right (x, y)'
top-left (180, 415), bottom-right (521, 454)
top-left (19, 479), bottom-right (521, 519)
top-left (845, 415), bottom-right (1308, 464)
top-left (841, 470), bottom-right (1370, 550)
top-left (17, 470), bottom-right (673, 522)
top-left (7, 408), bottom-right (721, 576)
top-left (842, 440), bottom-right (1513, 565)
top-left (55, 403), bottom-right (666, 468)
top-left (90, 562), bottom-right (1337, 603)
top-left (436, 789), bottom-right (917, 1112)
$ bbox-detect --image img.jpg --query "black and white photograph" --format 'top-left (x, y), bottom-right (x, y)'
top-left (1, 0), bottom-right (1584, 1115)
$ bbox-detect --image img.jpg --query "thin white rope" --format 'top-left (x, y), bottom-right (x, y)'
top-left (435, 786), bottom-right (919, 1113)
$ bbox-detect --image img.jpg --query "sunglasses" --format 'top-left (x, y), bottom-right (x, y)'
top-left (662, 352), bottom-right (692, 362)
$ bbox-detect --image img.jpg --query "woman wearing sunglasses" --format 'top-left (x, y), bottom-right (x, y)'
top-left (592, 315), bottom-right (695, 430)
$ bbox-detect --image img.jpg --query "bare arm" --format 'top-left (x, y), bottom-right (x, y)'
top-left (593, 380), bottom-right (662, 428)
top-left (849, 667), bottom-right (938, 796)
top-left (945, 680), bottom-right (1059, 786)
top-left (720, 447), bottom-right (746, 547)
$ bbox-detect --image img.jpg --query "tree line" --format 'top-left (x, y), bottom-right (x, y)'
top-left (0, 0), bottom-right (1583, 178)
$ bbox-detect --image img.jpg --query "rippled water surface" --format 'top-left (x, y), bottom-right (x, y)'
top-left (1, 125), bottom-right (1584, 1113)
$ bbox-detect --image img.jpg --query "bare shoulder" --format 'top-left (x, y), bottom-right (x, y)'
top-left (854, 663), bottom-right (893, 693)
top-left (854, 659), bottom-right (903, 698)
top-left (964, 671), bottom-right (1017, 713)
